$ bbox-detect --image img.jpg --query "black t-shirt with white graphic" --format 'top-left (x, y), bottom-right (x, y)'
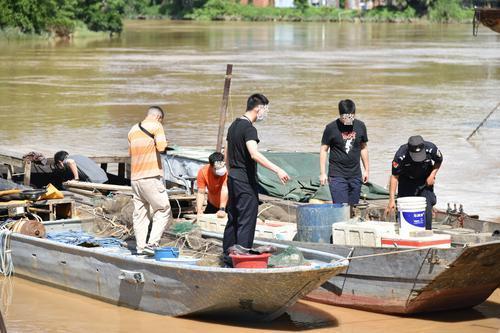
top-left (226, 117), bottom-right (260, 185)
top-left (321, 119), bottom-right (368, 178)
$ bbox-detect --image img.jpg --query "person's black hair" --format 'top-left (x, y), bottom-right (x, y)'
top-left (148, 105), bottom-right (164, 118)
top-left (246, 93), bottom-right (269, 111)
top-left (54, 151), bottom-right (69, 164)
top-left (208, 152), bottom-right (224, 166)
top-left (338, 99), bottom-right (356, 114)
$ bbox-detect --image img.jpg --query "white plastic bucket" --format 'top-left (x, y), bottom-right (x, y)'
top-left (397, 196), bottom-right (426, 236)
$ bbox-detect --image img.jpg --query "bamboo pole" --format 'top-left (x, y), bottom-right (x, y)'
top-left (63, 180), bottom-right (132, 193)
top-left (466, 101), bottom-right (500, 141)
top-left (216, 64), bottom-right (233, 153)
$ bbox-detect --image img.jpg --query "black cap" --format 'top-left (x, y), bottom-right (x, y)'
top-left (408, 135), bottom-right (426, 162)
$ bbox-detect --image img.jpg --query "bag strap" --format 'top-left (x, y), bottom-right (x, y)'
top-left (138, 122), bottom-right (155, 140)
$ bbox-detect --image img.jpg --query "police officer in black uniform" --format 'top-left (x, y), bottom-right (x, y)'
top-left (386, 135), bottom-right (443, 229)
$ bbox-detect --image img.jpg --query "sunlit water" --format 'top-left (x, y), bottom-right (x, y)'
top-left (1, 21), bottom-right (499, 220)
top-left (0, 20), bottom-right (500, 332)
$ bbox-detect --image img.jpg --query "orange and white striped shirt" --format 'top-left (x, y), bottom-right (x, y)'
top-left (128, 120), bottom-right (168, 181)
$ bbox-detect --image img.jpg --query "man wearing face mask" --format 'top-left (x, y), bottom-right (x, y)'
top-left (320, 99), bottom-right (369, 205)
top-left (386, 135), bottom-right (443, 229)
top-left (196, 152), bottom-right (228, 219)
top-left (223, 93), bottom-right (290, 265)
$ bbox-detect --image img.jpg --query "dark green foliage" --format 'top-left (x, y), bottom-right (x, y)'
top-left (0, 0), bottom-right (124, 36)
top-left (74, 0), bottom-right (125, 34)
top-left (294, 0), bottom-right (309, 12)
top-left (0, 0), bottom-right (76, 35)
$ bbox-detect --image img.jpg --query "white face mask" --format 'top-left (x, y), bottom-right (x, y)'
top-left (340, 113), bottom-right (355, 126)
top-left (256, 104), bottom-right (269, 122)
top-left (215, 166), bottom-right (227, 176)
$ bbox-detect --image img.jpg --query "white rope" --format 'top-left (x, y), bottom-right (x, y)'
top-left (0, 230), bottom-right (13, 277)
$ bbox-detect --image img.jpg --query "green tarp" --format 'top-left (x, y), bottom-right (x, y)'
top-left (258, 152), bottom-right (389, 202)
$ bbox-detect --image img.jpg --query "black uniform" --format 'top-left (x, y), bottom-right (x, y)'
top-left (223, 117), bottom-right (260, 260)
top-left (391, 141), bottom-right (443, 229)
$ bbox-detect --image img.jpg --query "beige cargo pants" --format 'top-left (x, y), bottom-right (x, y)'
top-left (131, 176), bottom-right (171, 252)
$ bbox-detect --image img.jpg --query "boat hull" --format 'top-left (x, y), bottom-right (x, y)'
top-left (264, 239), bottom-right (500, 314)
top-left (10, 231), bottom-right (346, 320)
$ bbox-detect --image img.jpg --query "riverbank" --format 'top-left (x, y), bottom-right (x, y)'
top-left (187, 1), bottom-right (473, 23)
top-left (0, 23), bottom-right (109, 42)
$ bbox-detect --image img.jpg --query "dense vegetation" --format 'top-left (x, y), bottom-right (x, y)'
top-left (0, 0), bottom-right (126, 37)
top-left (0, 0), bottom-right (474, 38)
top-left (188, 0), bottom-right (473, 23)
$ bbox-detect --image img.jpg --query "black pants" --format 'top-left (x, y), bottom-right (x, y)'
top-left (398, 181), bottom-right (437, 230)
top-left (223, 177), bottom-right (259, 256)
top-left (204, 201), bottom-right (218, 214)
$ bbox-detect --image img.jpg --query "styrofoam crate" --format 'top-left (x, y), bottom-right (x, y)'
top-left (381, 234), bottom-right (451, 249)
top-left (332, 221), bottom-right (398, 247)
top-left (193, 214), bottom-right (296, 241)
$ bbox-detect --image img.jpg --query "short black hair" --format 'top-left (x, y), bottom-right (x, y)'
top-left (208, 152), bottom-right (224, 166)
top-left (148, 105), bottom-right (164, 118)
top-left (54, 151), bottom-right (69, 164)
top-left (338, 99), bottom-right (356, 114)
top-left (246, 93), bottom-right (269, 111)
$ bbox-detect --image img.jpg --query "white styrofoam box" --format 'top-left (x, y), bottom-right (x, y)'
top-left (332, 221), bottom-right (398, 247)
top-left (381, 234), bottom-right (451, 249)
top-left (194, 215), bottom-right (297, 241)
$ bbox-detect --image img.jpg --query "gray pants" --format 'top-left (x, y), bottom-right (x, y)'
top-left (131, 177), bottom-right (171, 251)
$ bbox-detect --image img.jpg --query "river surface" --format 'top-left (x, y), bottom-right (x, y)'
top-left (0, 21), bottom-right (499, 332)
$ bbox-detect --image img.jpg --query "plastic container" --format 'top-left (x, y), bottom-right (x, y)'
top-left (229, 253), bottom-right (272, 269)
top-left (332, 221), bottom-right (398, 247)
top-left (397, 197), bottom-right (427, 237)
top-left (381, 234), bottom-right (451, 248)
top-left (160, 256), bottom-right (200, 265)
top-left (296, 204), bottom-right (350, 243)
top-left (154, 247), bottom-right (179, 261)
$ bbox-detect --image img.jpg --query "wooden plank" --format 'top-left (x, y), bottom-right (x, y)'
top-left (64, 180), bottom-right (132, 193)
top-left (0, 155), bottom-right (25, 168)
top-left (23, 160), bottom-right (32, 186)
top-left (88, 156), bottom-right (129, 164)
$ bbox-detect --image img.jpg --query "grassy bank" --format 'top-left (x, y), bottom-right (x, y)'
top-left (0, 22), bottom-right (109, 42)
top-left (187, 0), bottom-right (473, 23)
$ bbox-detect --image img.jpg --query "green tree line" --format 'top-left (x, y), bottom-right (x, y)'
top-left (0, 0), bottom-right (474, 38)
top-left (0, 0), bottom-right (125, 37)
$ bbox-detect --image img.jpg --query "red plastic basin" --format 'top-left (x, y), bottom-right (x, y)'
top-left (229, 253), bottom-right (271, 269)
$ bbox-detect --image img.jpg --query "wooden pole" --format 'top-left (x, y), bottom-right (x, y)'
top-left (466, 102), bottom-right (500, 141)
top-left (63, 180), bottom-right (132, 193)
top-left (216, 64), bottom-right (233, 153)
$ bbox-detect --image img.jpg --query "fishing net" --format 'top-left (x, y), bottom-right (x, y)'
top-left (77, 194), bottom-right (133, 240)
top-left (160, 222), bottom-right (223, 267)
top-left (268, 246), bottom-right (306, 267)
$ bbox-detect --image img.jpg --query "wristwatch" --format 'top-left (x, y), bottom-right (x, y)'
top-left (219, 207), bottom-right (226, 212)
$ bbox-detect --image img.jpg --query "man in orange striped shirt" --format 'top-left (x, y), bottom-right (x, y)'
top-left (128, 106), bottom-right (171, 255)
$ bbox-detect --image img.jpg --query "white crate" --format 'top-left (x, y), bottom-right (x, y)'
top-left (332, 221), bottom-right (398, 247)
top-left (193, 215), bottom-right (297, 241)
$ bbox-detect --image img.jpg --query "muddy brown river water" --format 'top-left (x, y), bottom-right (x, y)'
top-left (0, 20), bottom-right (499, 331)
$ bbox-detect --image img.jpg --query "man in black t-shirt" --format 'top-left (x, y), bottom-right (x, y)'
top-left (386, 135), bottom-right (443, 229)
top-left (320, 99), bottom-right (369, 205)
top-left (222, 93), bottom-right (290, 265)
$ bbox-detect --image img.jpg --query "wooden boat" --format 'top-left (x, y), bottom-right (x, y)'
top-left (474, 7), bottom-right (500, 35)
top-left (203, 231), bottom-right (500, 314)
top-left (7, 218), bottom-right (348, 320)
